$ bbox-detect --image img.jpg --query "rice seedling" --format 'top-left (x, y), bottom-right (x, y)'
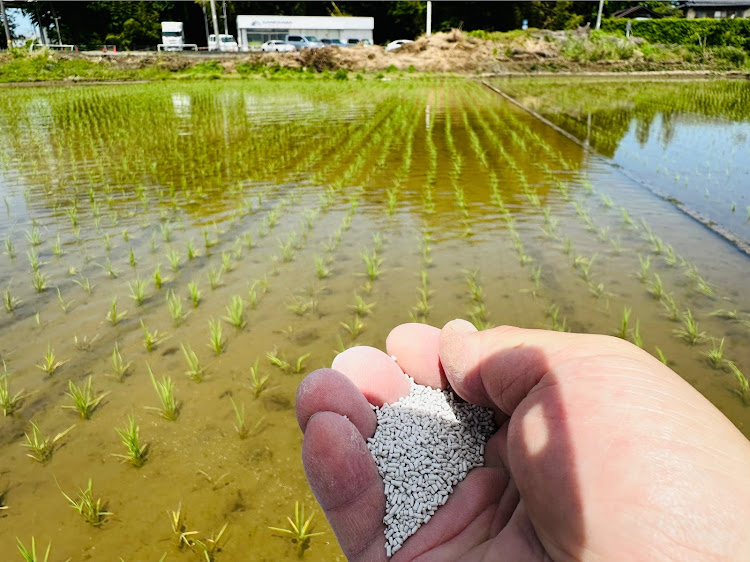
top-left (62, 377), bottom-right (108, 420)
top-left (31, 270), bottom-right (48, 293)
top-left (150, 232), bottom-right (158, 253)
top-left (673, 309), bottom-right (706, 345)
top-left (5, 236), bottom-right (15, 259)
top-left (4, 289), bottom-right (20, 312)
top-left (221, 250), bottom-right (234, 273)
top-left (208, 318), bottom-right (225, 355)
top-left (631, 319), bottom-right (644, 348)
top-left (603, 294), bottom-right (625, 332)
top-left (703, 337), bottom-right (726, 369)
top-left (128, 278), bottom-right (147, 306)
top-left (637, 255), bottom-right (651, 283)
top-left (340, 315), bottom-right (365, 338)
top-left (110, 342), bottom-right (132, 382)
top-left (695, 276), bottom-right (714, 298)
top-left (194, 522), bottom-right (229, 562)
top-left (36, 345), bottom-right (66, 376)
top-left (186, 239), bottom-right (197, 260)
top-left (0, 371), bottom-right (26, 416)
top-left (146, 364), bottom-right (179, 421)
top-left (153, 264), bottom-right (163, 290)
top-left (349, 292), bottom-right (375, 316)
top-left (361, 250), bottom-right (383, 281)
top-left (188, 281), bottom-right (200, 308)
top-left (59, 478), bottom-right (110, 526)
top-left (599, 192), bottom-right (613, 208)
top-left (106, 297), bottom-right (126, 326)
top-left (140, 319), bottom-right (167, 352)
top-left (654, 346), bottom-right (668, 365)
top-left (73, 276), bottom-right (94, 295)
top-left (249, 359), bottom-right (269, 398)
top-left (113, 415), bottom-right (148, 467)
top-left (23, 422), bottom-right (74, 463)
top-left (160, 221), bottom-right (173, 243)
top-left (547, 304), bottom-right (568, 332)
top-left (574, 254), bottom-right (596, 282)
top-left (166, 290), bottom-right (187, 326)
top-left (269, 501), bottom-right (324, 557)
top-left (16, 537), bottom-right (51, 562)
top-left (223, 295), bottom-right (245, 329)
top-left (294, 353), bottom-right (311, 374)
top-left (27, 249), bottom-right (41, 271)
top-left (25, 227), bottom-right (42, 247)
top-left (98, 258), bottom-right (119, 279)
top-left (166, 248), bottom-right (180, 272)
top-left (208, 267), bottom-right (223, 290)
top-left (727, 361), bottom-right (748, 395)
top-left (168, 502), bottom-right (199, 549)
top-left (664, 244), bottom-right (677, 266)
top-left (267, 349), bottom-right (291, 373)
top-left (647, 273), bottom-right (664, 300)
top-left (230, 398), bottom-right (249, 439)
top-left (181, 343), bottom-right (204, 382)
top-left (314, 255), bottom-right (331, 279)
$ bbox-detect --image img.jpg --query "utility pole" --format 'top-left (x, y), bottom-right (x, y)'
top-left (0, 0), bottom-right (11, 49)
top-left (202, 1), bottom-right (210, 48)
top-left (53, 16), bottom-right (62, 45)
top-left (595, 0), bottom-right (604, 30)
top-left (222, 0), bottom-right (228, 35)
top-left (426, 1), bottom-right (432, 37)
top-left (209, 0), bottom-right (221, 51)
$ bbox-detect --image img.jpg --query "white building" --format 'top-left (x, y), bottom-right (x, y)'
top-left (236, 15), bottom-right (374, 51)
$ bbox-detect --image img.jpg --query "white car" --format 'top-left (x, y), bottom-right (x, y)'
top-left (385, 39), bottom-right (413, 52)
top-left (208, 34), bottom-right (239, 52)
top-left (261, 40), bottom-right (296, 53)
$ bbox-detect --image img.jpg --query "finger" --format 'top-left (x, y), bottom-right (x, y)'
top-left (302, 412), bottom-right (387, 561)
top-left (332, 346), bottom-right (410, 406)
top-left (439, 320), bottom-right (630, 414)
top-left (296, 369), bottom-right (377, 438)
top-left (396, 467), bottom-right (508, 561)
top-left (385, 323), bottom-right (448, 389)
top-left (483, 421), bottom-right (509, 469)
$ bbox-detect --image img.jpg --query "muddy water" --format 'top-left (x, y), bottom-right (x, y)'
top-left (0, 78), bottom-right (748, 560)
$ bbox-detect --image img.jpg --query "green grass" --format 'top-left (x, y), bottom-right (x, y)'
top-left (62, 377), bottom-right (109, 420)
top-left (113, 415), bottom-right (148, 467)
top-left (146, 365), bottom-right (179, 421)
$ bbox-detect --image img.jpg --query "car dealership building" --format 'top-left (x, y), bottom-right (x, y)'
top-left (236, 15), bottom-right (374, 51)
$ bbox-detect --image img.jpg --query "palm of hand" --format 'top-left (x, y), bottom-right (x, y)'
top-left (296, 322), bottom-right (750, 561)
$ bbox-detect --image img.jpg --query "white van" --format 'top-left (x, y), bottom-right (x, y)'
top-left (209, 34), bottom-right (239, 52)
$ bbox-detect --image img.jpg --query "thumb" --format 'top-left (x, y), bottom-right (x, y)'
top-left (438, 320), bottom-right (627, 415)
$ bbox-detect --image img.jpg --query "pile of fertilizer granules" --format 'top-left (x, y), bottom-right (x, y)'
top-left (365, 375), bottom-right (495, 557)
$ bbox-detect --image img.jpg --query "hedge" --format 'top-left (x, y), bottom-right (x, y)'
top-left (601, 17), bottom-right (750, 52)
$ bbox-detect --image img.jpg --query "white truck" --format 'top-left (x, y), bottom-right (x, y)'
top-left (158, 22), bottom-right (197, 51)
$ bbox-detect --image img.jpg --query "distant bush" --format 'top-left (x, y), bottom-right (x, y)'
top-left (601, 18), bottom-right (750, 52)
top-left (189, 60), bottom-right (224, 75)
top-left (712, 45), bottom-right (748, 66)
top-left (333, 68), bottom-right (348, 80)
top-left (561, 32), bottom-right (636, 62)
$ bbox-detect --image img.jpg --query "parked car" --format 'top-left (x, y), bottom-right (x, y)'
top-left (261, 40), bottom-right (295, 52)
top-left (321, 38), bottom-right (348, 48)
top-left (347, 38), bottom-right (372, 46)
top-left (385, 39), bottom-right (414, 52)
top-left (285, 35), bottom-right (324, 50)
top-left (208, 34), bottom-right (239, 52)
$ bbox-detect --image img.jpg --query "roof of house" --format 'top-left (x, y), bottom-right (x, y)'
top-left (679, 0), bottom-right (750, 7)
top-left (612, 5), bottom-right (664, 18)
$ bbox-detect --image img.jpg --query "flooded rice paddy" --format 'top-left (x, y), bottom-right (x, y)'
top-left (0, 77), bottom-right (749, 560)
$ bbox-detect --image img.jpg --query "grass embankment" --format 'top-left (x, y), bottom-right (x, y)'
top-left (1, 28), bottom-right (748, 84)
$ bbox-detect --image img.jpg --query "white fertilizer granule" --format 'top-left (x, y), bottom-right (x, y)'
top-left (366, 376), bottom-right (495, 557)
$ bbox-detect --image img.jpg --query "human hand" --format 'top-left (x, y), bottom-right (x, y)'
top-left (296, 320), bottom-right (750, 560)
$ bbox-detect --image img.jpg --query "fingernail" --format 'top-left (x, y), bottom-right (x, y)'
top-left (447, 319), bottom-right (477, 333)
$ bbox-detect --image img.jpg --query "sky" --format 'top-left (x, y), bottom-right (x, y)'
top-left (9, 8), bottom-right (37, 38)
